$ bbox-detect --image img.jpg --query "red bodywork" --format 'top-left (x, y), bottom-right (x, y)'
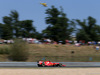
top-left (37, 61), bottom-right (66, 67)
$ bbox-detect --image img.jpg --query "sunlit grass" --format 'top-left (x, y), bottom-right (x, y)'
top-left (0, 44), bottom-right (99, 62)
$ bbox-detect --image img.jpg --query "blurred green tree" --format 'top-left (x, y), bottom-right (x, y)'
top-left (43, 6), bottom-right (74, 42)
top-left (0, 10), bottom-right (36, 39)
top-left (76, 16), bottom-right (100, 42)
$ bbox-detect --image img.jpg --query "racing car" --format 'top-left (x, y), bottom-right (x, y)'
top-left (37, 61), bottom-right (66, 67)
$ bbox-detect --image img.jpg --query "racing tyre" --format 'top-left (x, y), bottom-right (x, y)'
top-left (41, 63), bottom-right (45, 67)
top-left (38, 64), bottom-right (42, 67)
top-left (58, 63), bottom-right (62, 67)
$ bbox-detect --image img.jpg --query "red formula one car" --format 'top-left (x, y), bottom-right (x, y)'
top-left (37, 61), bottom-right (66, 67)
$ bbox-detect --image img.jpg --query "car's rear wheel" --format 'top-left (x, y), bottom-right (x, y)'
top-left (38, 64), bottom-right (42, 67)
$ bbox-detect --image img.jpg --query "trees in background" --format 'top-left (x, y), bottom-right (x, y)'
top-left (76, 16), bottom-right (100, 42)
top-left (0, 6), bottom-right (100, 42)
top-left (2, 16), bottom-right (13, 39)
top-left (0, 10), bottom-right (36, 39)
top-left (42, 6), bottom-right (74, 42)
top-left (17, 20), bottom-right (36, 38)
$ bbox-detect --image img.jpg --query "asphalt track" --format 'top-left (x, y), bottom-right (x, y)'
top-left (0, 62), bottom-right (100, 68)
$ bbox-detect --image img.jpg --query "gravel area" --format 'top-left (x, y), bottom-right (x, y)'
top-left (0, 68), bottom-right (100, 75)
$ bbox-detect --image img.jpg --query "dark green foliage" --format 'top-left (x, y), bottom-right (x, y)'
top-left (76, 30), bottom-right (91, 41)
top-left (0, 23), bottom-right (4, 38)
top-left (76, 16), bottom-right (100, 41)
top-left (9, 10), bottom-right (36, 38)
top-left (43, 6), bottom-right (74, 41)
top-left (2, 24), bottom-right (13, 39)
top-left (2, 16), bottom-right (13, 39)
top-left (18, 20), bottom-right (36, 38)
top-left (33, 32), bottom-right (43, 39)
top-left (9, 39), bottom-right (29, 61)
top-left (0, 6), bottom-right (100, 41)
top-left (0, 10), bottom-right (36, 39)
top-left (10, 10), bottom-right (19, 21)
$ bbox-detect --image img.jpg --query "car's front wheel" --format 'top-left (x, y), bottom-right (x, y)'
top-left (58, 63), bottom-right (62, 67)
top-left (41, 63), bottom-right (45, 67)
